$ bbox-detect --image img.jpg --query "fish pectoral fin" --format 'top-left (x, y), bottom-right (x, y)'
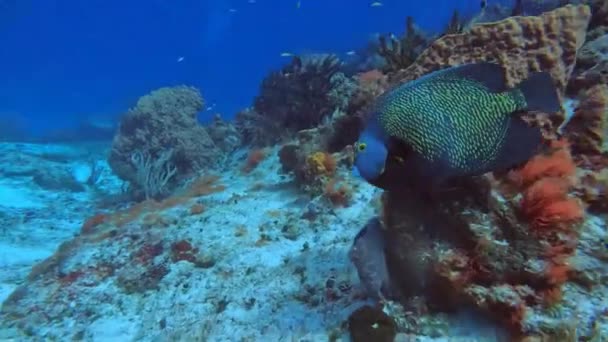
top-left (392, 155), bottom-right (405, 164)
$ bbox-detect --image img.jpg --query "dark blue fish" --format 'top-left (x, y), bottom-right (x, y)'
top-left (349, 217), bottom-right (391, 300)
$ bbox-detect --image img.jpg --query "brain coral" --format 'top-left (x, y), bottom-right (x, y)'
top-left (391, 4), bottom-right (591, 98)
top-left (109, 86), bottom-right (221, 185)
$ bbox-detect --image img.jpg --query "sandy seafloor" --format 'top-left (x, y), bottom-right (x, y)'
top-left (0, 141), bottom-right (605, 342)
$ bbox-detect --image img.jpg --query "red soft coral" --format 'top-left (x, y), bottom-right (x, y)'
top-left (521, 178), bottom-right (569, 218)
top-left (515, 140), bottom-right (576, 188)
top-left (521, 177), bottom-right (583, 231)
top-left (530, 198), bottom-right (584, 231)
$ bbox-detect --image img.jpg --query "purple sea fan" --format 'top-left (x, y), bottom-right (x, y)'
top-left (349, 217), bottom-right (392, 301)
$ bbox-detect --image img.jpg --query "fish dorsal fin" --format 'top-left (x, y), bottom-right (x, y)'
top-left (432, 62), bottom-right (507, 93)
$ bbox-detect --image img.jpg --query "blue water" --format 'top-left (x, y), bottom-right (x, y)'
top-left (0, 0), bottom-right (480, 138)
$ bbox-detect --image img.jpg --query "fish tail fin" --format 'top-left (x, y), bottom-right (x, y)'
top-left (515, 72), bottom-right (561, 113)
top-left (492, 116), bottom-right (543, 172)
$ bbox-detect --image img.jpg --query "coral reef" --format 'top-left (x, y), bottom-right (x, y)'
top-left (108, 86), bottom-right (223, 197)
top-left (360, 8), bottom-right (606, 336)
top-left (379, 142), bottom-right (598, 337)
top-left (365, 7), bottom-right (607, 336)
top-left (2, 3), bottom-right (608, 341)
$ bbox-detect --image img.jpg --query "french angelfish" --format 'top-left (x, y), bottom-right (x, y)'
top-left (353, 62), bottom-right (561, 191)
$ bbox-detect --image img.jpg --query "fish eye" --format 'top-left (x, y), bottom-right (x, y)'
top-left (357, 142), bottom-right (367, 152)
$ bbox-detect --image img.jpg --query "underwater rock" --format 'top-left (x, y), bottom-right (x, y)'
top-left (563, 84), bottom-right (608, 155)
top-left (570, 33), bottom-right (608, 91)
top-left (32, 168), bottom-right (85, 192)
top-left (108, 86), bottom-right (222, 191)
top-left (578, 34), bottom-right (608, 68)
top-left (391, 4), bottom-right (591, 106)
top-left (587, 0), bottom-right (608, 40)
top-left (347, 305), bottom-right (397, 342)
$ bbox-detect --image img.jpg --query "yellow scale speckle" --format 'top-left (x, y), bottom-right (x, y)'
top-left (376, 73), bottom-right (524, 174)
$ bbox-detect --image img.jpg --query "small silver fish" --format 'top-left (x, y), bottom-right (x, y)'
top-left (345, 50), bottom-right (356, 56)
top-left (176, 56), bottom-right (185, 63)
top-left (280, 52), bottom-right (294, 57)
top-left (370, 1), bottom-right (383, 7)
top-left (206, 103), bottom-right (217, 111)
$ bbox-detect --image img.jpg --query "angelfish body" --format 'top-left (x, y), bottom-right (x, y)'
top-left (354, 62), bottom-right (561, 189)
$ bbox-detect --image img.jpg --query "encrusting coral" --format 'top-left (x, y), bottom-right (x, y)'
top-left (390, 5), bottom-right (591, 102)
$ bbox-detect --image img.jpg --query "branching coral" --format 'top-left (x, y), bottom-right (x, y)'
top-left (377, 16), bottom-right (428, 73)
top-left (252, 54), bottom-right (351, 138)
top-left (440, 10), bottom-right (465, 37)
